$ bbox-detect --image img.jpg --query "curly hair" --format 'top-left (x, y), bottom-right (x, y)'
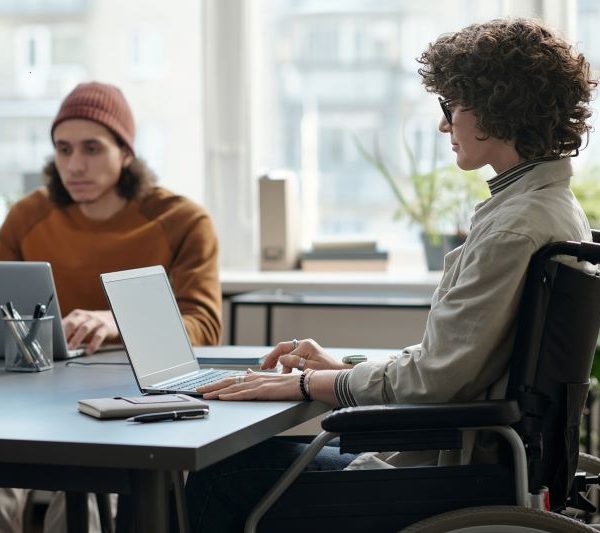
top-left (43, 156), bottom-right (157, 206)
top-left (417, 18), bottom-right (597, 159)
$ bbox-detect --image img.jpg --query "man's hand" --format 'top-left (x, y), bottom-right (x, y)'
top-left (261, 338), bottom-right (351, 373)
top-left (62, 309), bottom-right (119, 355)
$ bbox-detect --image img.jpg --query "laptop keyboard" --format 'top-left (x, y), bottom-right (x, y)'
top-left (170, 369), bottom-right (242, 390)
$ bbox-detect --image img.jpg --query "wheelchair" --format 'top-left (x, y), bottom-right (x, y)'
top-left (245, 235), bottom-right (600, 532)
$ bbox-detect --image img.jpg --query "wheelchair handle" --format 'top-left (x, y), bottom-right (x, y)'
top-left (537, 240), bottom-right (600, 265)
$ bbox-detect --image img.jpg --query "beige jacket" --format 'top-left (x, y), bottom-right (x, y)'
top-left (343, 158), bottom-right (592, 469)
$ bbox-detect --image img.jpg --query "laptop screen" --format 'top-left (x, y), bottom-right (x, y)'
top-left (0, 261), bottom-right (78, 360)
top-left (101, 267), bottom-right (196, 382)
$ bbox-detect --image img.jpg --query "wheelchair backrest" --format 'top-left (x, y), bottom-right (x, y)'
top-left (506, 239), bottom-right (600, 509)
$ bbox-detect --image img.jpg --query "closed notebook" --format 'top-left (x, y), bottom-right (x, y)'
top-left (195, 353), bottom-right (266, 369)
top-left (78, 394), bottom-right (208, 419)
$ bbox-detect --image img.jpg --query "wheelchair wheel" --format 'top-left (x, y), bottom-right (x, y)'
top-left (579, 453), bottom-right (600, 475)
top-left (402, 505), bottom-right (594, 532)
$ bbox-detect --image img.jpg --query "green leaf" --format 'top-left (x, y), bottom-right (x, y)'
top-left (352, 131), bottom-right (489, 236)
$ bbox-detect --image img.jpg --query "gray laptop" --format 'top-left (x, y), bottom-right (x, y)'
top-left (0, 262), bottom-right (85, 359)
top-left (100, 265), bottom-right (241, 396)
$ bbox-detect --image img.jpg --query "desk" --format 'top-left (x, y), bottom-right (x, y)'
top-left (229, 289), bottom-right (432, 345)
top-left (0, 347), bottom-right (342, 532)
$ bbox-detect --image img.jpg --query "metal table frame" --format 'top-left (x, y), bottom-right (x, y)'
top-left (228, 289), bottom-right (432, 345)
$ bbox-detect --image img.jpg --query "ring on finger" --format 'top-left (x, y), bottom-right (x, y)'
top-left (291, 338), bottom-right (299, 351)
top-left (298, 357), bottom-right (306, 371)
top-left (235, 374), bottom-right (245, 385)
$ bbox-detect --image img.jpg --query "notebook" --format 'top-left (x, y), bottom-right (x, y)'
top-left (195, 349), bottom-right (266, 369)
top-left (0, 262), bottom-right (84, 359)
top-left (78, 393), bottom-right (208, 419)
top-left (100, 265), bottom-right (242, 396)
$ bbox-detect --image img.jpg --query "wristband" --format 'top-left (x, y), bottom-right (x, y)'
top-left (304, 369), bottom-right (314, 398)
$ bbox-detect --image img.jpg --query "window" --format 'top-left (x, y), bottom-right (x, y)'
top-left (0, 0), bottom-right (598, 272)
top-left (234, 0), bottom-right (600, 267)
top-left (0, 0), bottom-right (203, 216)
top-left (249, 1), bottom-right (510, 256)
top-left (129, 25), bottom-right (166, 80)
top-left (575, 0), bottom-right (600, 168)
top-left (15, 25), bottom-right (51, 97)
top-left (51, 25), bottom-right (84, 65)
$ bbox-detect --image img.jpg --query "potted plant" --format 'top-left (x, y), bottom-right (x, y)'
top-left (436, 165), bottom-right (489, 238)
top-left (571, 167), bottom-right (600, 432)
top-left (355, 134), bottom-right (488, 270)
top-left (571, 166), bottom-right (600, 230)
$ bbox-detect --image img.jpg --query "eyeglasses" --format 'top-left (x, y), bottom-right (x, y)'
top-left (438, 97), bottom-right (453, 125)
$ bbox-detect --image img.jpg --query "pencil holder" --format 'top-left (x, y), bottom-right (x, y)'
top-left (3, 315), bottom-right (54, 372)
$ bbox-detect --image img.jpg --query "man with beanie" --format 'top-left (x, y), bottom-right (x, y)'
top-left (0, 81), bottom-right (222, 532)
top-left (0, 81), bottom-right (222, 353)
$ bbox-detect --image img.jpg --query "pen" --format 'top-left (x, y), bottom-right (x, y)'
top-left (33, 304), bottom-right (43, 319)
top-left (27, 304), bottom-right (45, 339)
top-left (126, 409), bottom-right (209, 423)
top-left (22, 314), bottom-right (51, 368)
top-left (8, 302), bottom-right (48, 368)
top-left (2, 315), bottom-right (38, 368)
top-left (28, 301), bottom-right (52, 367)
top-left (1, 303), bottom-right (39, 369)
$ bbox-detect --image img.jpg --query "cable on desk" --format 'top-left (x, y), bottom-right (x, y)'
top-left (66, 361), bottom-right (130, 366)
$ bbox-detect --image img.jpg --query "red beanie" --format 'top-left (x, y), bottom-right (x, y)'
top-left (51, 81), bottom-right (136, 156)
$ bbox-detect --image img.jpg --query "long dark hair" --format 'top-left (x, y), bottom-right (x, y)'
top-left (43, 156), bottom-right (157, 206)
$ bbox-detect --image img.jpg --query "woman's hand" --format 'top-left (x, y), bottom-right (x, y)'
top-left (62, 309), bottom-right (119, 354)
top-left (198, 338), bottom-right (351, 402)
top-left (197, 371), bottom-right (303, 401)
top-left (261, 338), bottom-right (351, 373)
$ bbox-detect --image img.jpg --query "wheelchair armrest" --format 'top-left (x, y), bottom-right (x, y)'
top-left (321, 400), bottom-right (521, 433)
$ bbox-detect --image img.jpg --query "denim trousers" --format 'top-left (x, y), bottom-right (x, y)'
top-left (185, 437), bottom-right (357, 532)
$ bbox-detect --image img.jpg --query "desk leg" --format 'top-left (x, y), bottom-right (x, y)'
top-left (131, 470), bottom-right (170, 533)
top-left (266, 304), bottom-right (273, 346)
top-left (229, 301), bottom-right (237, 345)
top-left (96, 493), bottom-right (116, 533)
top-left (171, 471), bottom-right (190, 533)
top-left (115, 494), bottom-right (133, 533)
top-left (66, 491), bottom-right (89, 533)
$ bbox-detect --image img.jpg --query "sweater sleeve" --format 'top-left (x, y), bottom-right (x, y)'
top-left (175, 212), bottom-right (222, 346)
top-left (0, 190), bottom-right (51, 261)
top-left (346, 231), bottom-right (536, 405)
top-left (0, 207), bottom-right (22, 260)
top-left (154, 196), bottom-right (222, 346)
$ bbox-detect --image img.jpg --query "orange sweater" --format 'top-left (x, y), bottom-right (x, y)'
top-left (0, 187), bottom-right (222, 346)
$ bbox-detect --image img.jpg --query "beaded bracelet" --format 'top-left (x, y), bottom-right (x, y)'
top-left (299, 371), bottom-right (312, 401)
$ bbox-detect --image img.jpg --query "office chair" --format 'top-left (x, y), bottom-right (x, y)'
top-left (245, 236), bottom-right (600, 532)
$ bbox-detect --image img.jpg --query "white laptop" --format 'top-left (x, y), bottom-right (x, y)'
top-left (100, 265), bottom-right (242, 396)
top-left (0, 262), bottom-right (85, 359)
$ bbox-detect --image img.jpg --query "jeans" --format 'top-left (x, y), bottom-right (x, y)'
top-left (0, 488), bottom-right (28, 533)
top-left (185, 437), bottom-right (357, 533)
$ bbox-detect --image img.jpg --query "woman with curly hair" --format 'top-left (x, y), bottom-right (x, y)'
top-left (183, 19), bottom-right (597, 532)
top-left (420, 18), bottom-right (595, 165)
